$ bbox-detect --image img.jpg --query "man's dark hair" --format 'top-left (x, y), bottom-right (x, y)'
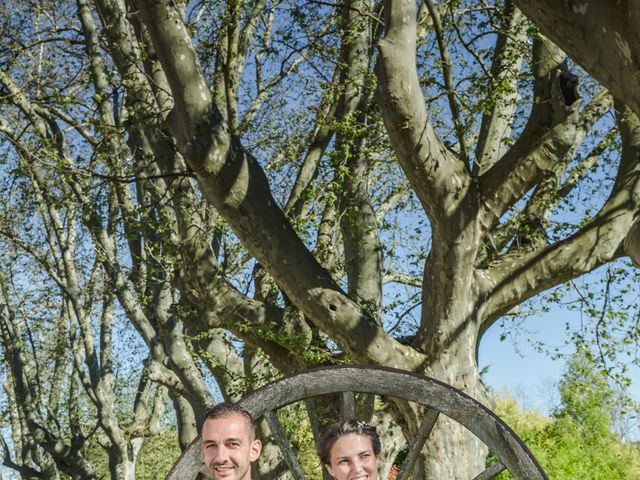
top-left (318, 419), bottom-right (381, 465)
top-left (201, 402), bottom-right (257, 439)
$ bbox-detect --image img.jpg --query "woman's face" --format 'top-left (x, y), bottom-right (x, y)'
top-left (325, 433), bottom-right (378, 480)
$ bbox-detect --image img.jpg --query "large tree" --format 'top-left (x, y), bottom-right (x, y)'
top-left (1, 0), bottom-right (639, 478)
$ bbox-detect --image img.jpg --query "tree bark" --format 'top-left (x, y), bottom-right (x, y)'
top-left (512, 0), bottom-right (640, 118)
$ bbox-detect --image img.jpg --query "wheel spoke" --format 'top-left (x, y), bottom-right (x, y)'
top-left (396, 407), bottom-right (439, 480)
top-left (304, 399), bottom-right (334, 480)
top-left (471, 461), bottom-right (506, 480)
top-left (341, 391), bottom-right (355, 420)
top-left (264, 410), bottom-right (306, 480)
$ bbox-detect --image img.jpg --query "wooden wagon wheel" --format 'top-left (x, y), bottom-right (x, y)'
top-left (166, 365), bottom-right (548, 480)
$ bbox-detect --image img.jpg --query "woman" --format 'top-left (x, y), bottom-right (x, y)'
top-left (318, 419), bottom-right (380, 480)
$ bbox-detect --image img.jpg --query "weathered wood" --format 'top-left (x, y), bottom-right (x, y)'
top-left (395, 408), bottom-right (439, 480)
top-left (166, 365), bottom-right (548, 480)
top-left (341, 391), bottom-right (355, 420)
top-left (264, 410), bottom-right (306, 480)
top-left (472, 461), bottom-right (507, 480)
top-left (165, 436), bottom-right (209, 480)
top-left (304, 398), bottom-right (334, 480)
top-left (625, 216), bottom-right (640, 267)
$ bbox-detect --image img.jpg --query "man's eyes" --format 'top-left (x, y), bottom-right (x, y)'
top-left (204, 442), bottom-right (241, 448)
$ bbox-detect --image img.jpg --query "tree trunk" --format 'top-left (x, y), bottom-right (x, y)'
top-left (418, 275), bottom-right (489, 478)
top-left (422, 337), bottom-right (489, 479)
top-left (107, 439), bottom-right (144, 480)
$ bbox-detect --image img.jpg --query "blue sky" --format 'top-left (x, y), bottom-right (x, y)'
top-left (479, 313), bottom-right (573, 413)
top-left (478, 306), bottom-right (640, 439)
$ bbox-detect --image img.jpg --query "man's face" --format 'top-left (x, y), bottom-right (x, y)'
top-left (202, 414), bottom-right (262, 480)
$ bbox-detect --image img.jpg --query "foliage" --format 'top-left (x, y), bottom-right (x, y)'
top-left (135, 431), bottom-right (182, 480)
top-left (491, 351), bottom-right (640, 479)
top-left (278, 403), bottom-right (324, 479)
top-left (80, 431), bottom-right (181, 480)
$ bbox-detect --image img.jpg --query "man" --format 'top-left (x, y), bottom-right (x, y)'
top-left (201, 403), bottom-right (262, 480)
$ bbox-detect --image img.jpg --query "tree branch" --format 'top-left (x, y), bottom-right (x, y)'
top-left (134, 0), bottom-right (425, 369)
top-left (512, 0), bottom-right (640, 118)
top-left (424, 0), bottom-right (467, 162)
top-left (480, 103), bottom-right (640, 329)
top-left (375, 0), bottom-right (471, 227)
top-left (474, 3), bottom-right (528, 173)
top-left (479, 36), bottom-right (581, 233)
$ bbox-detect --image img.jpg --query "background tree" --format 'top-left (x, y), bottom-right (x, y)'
top-left (1, 0), bottom-right (639, 479)
top-left (494, 349), bottom-right (640, 479)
